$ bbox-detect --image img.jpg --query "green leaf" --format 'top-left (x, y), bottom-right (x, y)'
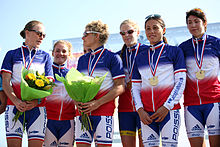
top-left (56, 68), bottom-right (108, 103)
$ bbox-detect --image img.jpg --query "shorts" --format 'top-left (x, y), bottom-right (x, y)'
top-left (5, 105), bottom-right (47, 141)
top-left (118, 112), bottom-right (141, 136)
top-left (184, 102), bottom-right (220, 138)
top-left (75, 115), bottom-right (114, 146)
top-left (44, 119), bottom-right (75, 147)
top-left (141, 110), bottom-right (180, 147)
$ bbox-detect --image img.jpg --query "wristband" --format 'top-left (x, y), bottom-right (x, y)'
top-left (37, 99), bottom-right (42, 104)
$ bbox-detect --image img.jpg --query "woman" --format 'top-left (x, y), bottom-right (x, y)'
top-left (1, 20), bottom-right (54, 147)
top-left (179, 8), bottom-right (220, 147)
top-left (132, 14), bottom-right (186, 147)
top-left (75, 20), bottom-right (125, 147)
top-left (44, 40), bottom-right (76, 146)
top-left (117, 19), bottom-right (147, 147)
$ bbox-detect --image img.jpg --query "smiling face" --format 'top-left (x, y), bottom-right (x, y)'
top-left (25, 23), bottom-right (45, 49)
top-left (145, 19), bottom-right (166, 45)
top-left (120, 23), bottom-right (139, 47)
top-left (52, 43), bottom-right (69, 65)
top-left (187, 15), bottom-right (206, 38)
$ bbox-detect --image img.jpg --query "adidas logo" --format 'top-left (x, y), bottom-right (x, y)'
top-left (147, 134), bottom-right (157, 140)
top-left (15, 127), bottom-right (22, 133)
top-left (50, 141), bottom-right (57, 146)
top-left (80, 132), bottom-right (89, 139)
top-left (192, 124), bottom-right (202, 131)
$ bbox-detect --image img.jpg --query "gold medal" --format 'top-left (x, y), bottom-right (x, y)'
top-left (149, 76), bottom-right (158, 86)
top-left (196, 70), bottom-right (205, 80)
top-left (127, 81), bottom-right (132, 89)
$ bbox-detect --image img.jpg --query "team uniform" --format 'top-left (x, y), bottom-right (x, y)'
top-left (1, 43), bottom-right (53, 141)
top-left (179, 34), bottom-right (220, 138)
top-left (132, 41), bottom-right (186, 147)
top-left (117, 43), bottom-right (148, 137)
top-left (75, 46), bottom-right (125, 146)
top-left (44, 63), bottom-right (76, 146)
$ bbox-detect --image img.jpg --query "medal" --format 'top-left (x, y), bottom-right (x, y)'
top-left (149, 76), bottom-right (158, 86)
top-left (148, 42), bottom-right (165, 86)
top-left (192, 35), bottom-right (207, 80)
top-left (196, 70), bottom-right (205, 80)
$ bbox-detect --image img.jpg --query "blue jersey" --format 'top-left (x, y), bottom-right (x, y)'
top-left (179, 34), bottom-right (220, 106)
top-left (1, 43), bottom-right (54, 106)
top-left (46, 63), bottom-right (75, 120)
top-left (76, 46), bottom-right (125, 116)
top-left (132, 41), bottom-right (186, 112)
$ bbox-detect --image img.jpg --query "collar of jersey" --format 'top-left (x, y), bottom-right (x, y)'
top-left (22, 42), bottom-right (37, 51)
top-left (91, 46), bottom-right (104, 55)
top-left (127, 43), bottom-right (138, 52)
top-left (52, 62), bottom-right (65, 69)
top-left (150, 41), bottom-right (164, 50)
top-left (192, 33), bottom-right (206, 42)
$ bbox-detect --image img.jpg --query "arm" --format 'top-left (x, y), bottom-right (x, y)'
top-left (150, 72), bottom-right (186, 122)
top-left (0, 90), bottom-right (7, 114)
top-left (132, 82), bottom-right (152, 125)
top-left (81, 78), bottom-right (125, 114)
top-left (2, 72), bottom-right (27, 112)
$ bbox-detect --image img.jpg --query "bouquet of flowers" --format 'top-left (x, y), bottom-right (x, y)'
top-left (13, 67), bottom-right (55, 129)
top-left (56, 68), bottom-right (107, 131)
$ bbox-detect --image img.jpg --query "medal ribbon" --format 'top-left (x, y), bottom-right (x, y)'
top-left (21, 46), bottom-right (37, 70)
top-left (88, 47), bottom-right (105, 76)
top-left (192, 35), bottom-right (207, 69)
top-left (148, 43), bottom-right (165, 76)
top-left (125, 43), bottom-right (140, 79)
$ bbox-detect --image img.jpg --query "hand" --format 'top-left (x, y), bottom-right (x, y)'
top-left (74, 101), bottom-right (84, 113)
top-left (25, 99), bottom-right (38, 111)
top-left (0, 103), bottom-right (6, 114)
top-left (150, 106), bottom-right (169, 122)
top-left (137, 108), bottom-right (153, 125)
top-left (81, 100), bottom-right (100, 114)
top-left (14, 99), bottom-right (27, 112)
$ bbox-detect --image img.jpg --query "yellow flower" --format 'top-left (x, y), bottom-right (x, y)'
top-left (45, 78), bottom-right (50, 84)
top-left (27, 73), bottom-right (36, 81)
top-left (35, 79), bottom-right (45, 87)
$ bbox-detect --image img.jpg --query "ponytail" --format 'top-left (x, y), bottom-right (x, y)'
top-left (163, 36), bottom-right (168, 44)
top-left (120, 44), bottom-right (127, 59)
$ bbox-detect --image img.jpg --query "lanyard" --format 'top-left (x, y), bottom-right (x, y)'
top-left (192, 35), bottom-right (207, 69)
top-left (21, 46), bottom-right (37, 70)
top-left (125, 43), bottom-right (140, 79)
top-left (87, 47), bottom-right (105, 76)
top-left (148, 43), bottom-right (165, 76)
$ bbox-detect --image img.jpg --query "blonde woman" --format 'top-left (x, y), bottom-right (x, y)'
top-left (117, 19), bottom-right (147, 147)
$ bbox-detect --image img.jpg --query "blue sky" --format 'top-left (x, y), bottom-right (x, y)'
top-left (0, 0), bottom-right (219, 63)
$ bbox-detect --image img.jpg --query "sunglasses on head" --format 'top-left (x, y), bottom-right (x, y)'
top-left (28, 29), bottom-right (46, 38)
top-left (120, 30), bottom-right (135, 36)
top-left (83, 31), bottom-right (101, 38)
top-left (145, 14), bottom-right (161, 21)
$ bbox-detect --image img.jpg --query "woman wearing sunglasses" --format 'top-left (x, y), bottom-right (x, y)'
top-left (117, 19), bottom-right (148, 147)
top-left (1, 20), bottom-right (53, 147)
top-left (132, 14), bottom-right (186, 146)
top-left (75, 20), bottom-right (125, 147)
top-left (179, 8), bottom-right (220, 147)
